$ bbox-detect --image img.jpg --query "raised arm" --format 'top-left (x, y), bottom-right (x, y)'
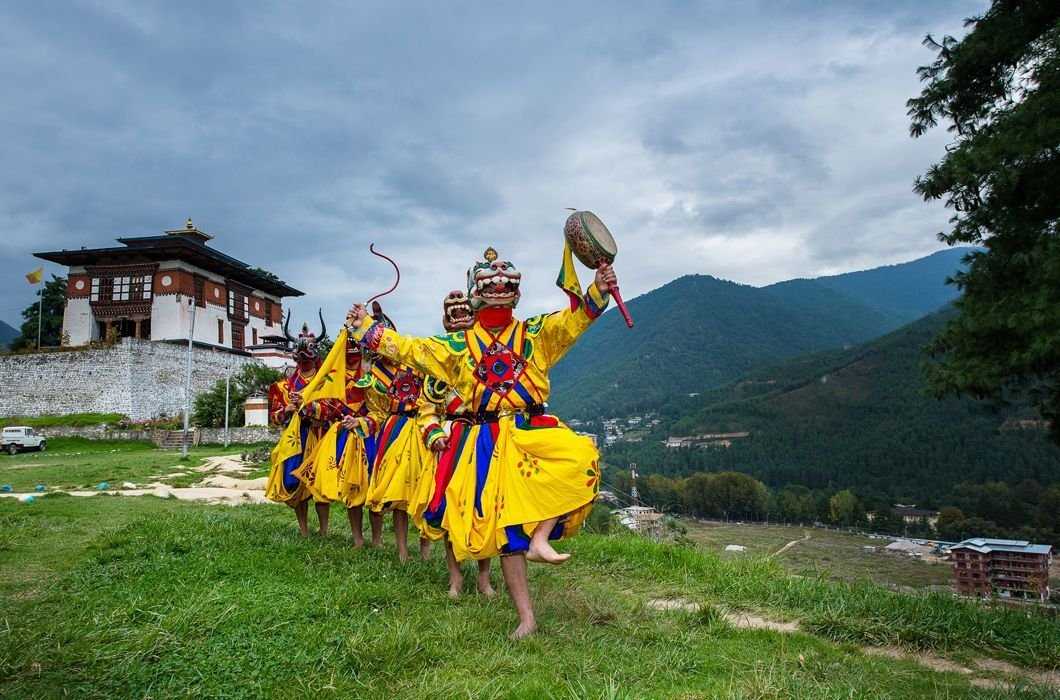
top-left (346, 311), bottom-right (465, 385)
top-left (535, 269), bottom-right (613, 367)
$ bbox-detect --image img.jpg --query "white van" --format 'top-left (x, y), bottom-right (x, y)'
top-left (1, 427), bottom-right (47, 455)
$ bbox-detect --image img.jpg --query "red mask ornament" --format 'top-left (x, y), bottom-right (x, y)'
top-left (477, 306), bottom-right (513, 329)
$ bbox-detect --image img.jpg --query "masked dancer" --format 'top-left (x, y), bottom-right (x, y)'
top-left (303, 329), bottom-right (381, 548)
top-left (347, 245), bottom-right (613, 638)
top-left (413, 290), bottom-right (495, 599)
top-left (356, 304), bottom-right (438, 562)
top-left (266, 312), bottom-right (332, 536)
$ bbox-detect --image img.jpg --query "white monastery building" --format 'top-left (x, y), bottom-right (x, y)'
top-left (35, 219), bottom-right (303, 365)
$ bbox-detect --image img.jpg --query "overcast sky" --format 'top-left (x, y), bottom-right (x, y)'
top-left (0, 1), bottom-right (984, 335)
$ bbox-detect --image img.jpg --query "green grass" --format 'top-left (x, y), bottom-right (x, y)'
top-left (0, 413), bottom-right (128, 428)
top-left (684, 521), bottom-right (954, 590)
top-left (1, 496), bottom-right (1058, 699)
top-left (0, 438), bottom-right (270, 491)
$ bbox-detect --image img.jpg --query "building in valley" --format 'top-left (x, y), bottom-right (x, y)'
top-left (949, 538), bottom-right (1053, 601)
top-left (34, 219), bottom-right (303, 355)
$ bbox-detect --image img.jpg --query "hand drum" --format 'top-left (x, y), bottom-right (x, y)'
top-left (563, 211), bottom-right (634, 328)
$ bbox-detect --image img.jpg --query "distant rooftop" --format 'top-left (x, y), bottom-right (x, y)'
top-left (951, 538), bottom-right (1053, 555)
top-left (34, 218), bottom-right (302, 298)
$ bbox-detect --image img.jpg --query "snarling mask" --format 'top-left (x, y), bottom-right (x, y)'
top-left (467, 247), bottom-right (521, 310)
top-left (442, 290), bottom-right (474, 332)
top-left (283, 309), bottom-right (329, 368)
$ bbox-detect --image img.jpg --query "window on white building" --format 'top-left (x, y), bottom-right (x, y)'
top-left (89, 274), bottom-right (153, 302)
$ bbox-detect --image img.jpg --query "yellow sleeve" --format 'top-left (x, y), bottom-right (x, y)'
top-left (535, 283), bottom-right (610, 367)
top-left (417, 398), bottom-right (445, 448)
top-left (351, 380), bottom-right (390, 438)
top-left (349, 318), bottom-right (465, 385)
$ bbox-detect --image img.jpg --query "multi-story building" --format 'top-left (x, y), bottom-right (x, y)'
top-left (35, 219), bottom-right (302, 353)
top-left (950, 538), bottom-right (1053, 601)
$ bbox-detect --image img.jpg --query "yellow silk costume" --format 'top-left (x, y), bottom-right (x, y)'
top-left (266, 331), bottom-right (348, 505)
top-left (303, 336), bottom-right (380, 508)
top-left (355, 357), bottom-right (438, 517)
top-left (350, 283), bottom-right (608, 560)
top-left (410, 376), bottom-right (464, 541)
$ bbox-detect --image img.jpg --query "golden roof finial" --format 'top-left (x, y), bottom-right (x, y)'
top-left (186, 217), bottom-right (194, 230)
top-left (483, 247), bottom-right (498, 263)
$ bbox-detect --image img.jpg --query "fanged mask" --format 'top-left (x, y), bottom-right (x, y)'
top-left (442, 290), bottom-right (474, 331)
top-left (467, 247), bottom-right (521, 310)
top-left (284, 309), bottom-right (329, 366)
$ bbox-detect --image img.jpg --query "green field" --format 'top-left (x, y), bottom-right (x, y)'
top-left (684, 521), bottom-right (954, 590)
top-left (0, 438), bottom-right (269, 491)
top-left (1, 444), bottom-right (1059, 698)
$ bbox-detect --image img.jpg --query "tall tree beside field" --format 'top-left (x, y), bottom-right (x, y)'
top-left (194, 364), bottom-right (283, 428)
top-left (828, 490), bottom-right (864, 527)
top-left (10, 275), bottom-right (66, 351)
top-left (908, 2), bottom-right (1060, 441)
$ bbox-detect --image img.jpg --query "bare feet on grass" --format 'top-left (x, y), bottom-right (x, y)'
top-left (448, 573), bottom-right (463, 600)
top-left (477, 574), bottom-right (496, 598)
top-left (509, 620), bottom-right (537, 640)
top-left (526, 540), bottom-right (571, 565)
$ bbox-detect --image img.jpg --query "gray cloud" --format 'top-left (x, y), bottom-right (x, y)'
top-left (0, 0), bottom-right (985, 333)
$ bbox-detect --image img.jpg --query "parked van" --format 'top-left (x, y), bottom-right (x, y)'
top-left (1, 427), bottom-right (47, 455)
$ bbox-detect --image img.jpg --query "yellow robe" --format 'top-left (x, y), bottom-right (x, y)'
top-left (357, 359), bottom-right (439, 517)
top-left (410, 376), bottom-right (464, 541)
top-left (265, 369), bottom-right (326, 505)
top-left (303, 362), bottom-right (379, 508)
top-left (350, 285), bottom-right (608, 560)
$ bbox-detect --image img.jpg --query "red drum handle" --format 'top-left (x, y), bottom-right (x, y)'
top-left (610, 285), bottom-right (634, 328)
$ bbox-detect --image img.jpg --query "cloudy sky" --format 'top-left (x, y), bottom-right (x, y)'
top-left (0, 1), bottom-right (983, 335)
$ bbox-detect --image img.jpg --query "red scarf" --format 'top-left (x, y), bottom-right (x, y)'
top-left (476, 306), bottom-right (513, 329)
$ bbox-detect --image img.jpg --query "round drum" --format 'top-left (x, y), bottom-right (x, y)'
top-left (564, 211), bottom-right (618, 268)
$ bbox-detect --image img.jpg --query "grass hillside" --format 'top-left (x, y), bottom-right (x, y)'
top-left (3, 495), bottom-right (1060, 698)
top-left (605, 310), bottom-right (1060, 502)
top-left (550, 249), bottom-right (972, 421)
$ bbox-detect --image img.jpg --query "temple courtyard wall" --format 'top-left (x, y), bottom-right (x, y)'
top-left (0, 338), bottom-right (259, 422)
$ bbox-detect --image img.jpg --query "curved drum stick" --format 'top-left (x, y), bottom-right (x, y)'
top-left (365, 243), bottom-right (401, 306)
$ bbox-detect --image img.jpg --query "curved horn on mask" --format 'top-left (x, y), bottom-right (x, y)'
top-left (283, 309), bottom-right (295, 344)
top-left (317, 308), bottom-right (328, 344)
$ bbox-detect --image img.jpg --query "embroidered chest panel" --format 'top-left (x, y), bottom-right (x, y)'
top-left (387, 368), bottom-right (423, 404)
top-left (474, 341), bottom-right (527, 396)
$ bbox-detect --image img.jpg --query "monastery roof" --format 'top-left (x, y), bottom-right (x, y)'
top-left (35, 222), bottom-right (303, 298)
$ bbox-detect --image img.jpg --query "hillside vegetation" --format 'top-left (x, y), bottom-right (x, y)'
top-left (550, 249), bottom-right (971, 421)
top-left (2, 495), bottom-right (1058, 698)
top-left (604, 310), bottom-right (1060, 509)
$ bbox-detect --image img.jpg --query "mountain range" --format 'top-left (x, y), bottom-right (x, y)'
top-left (550, 247), bottom-right (972, 420)
top-left (0, 321), bottom-right (19, 349)
top-left (602, 310), bottom-right (1060, 503)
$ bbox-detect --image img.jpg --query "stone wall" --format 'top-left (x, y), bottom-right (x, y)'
top-left (197, 426), bottom-right (278, 444)
top-left (36, 425), bottom-right (278, 445)
top-left (0, 338), bottom-right (258, 421)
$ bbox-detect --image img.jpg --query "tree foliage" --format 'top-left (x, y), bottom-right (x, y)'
top-left (193, 363), bottom-right (283, 428)
top-left (11, 275), bottom-right (66, 350)
top-left (909, 1), bottom-right (1060, 441)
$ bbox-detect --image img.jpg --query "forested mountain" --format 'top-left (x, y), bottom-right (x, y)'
top-left (0, 321), bottom-right (19, 349)
top-left (764, 248), bottom-right (972, 324)
top-left (603, 310), bottom-right (1060, 505)
top-left (550, 248), bottom-right (973, 420)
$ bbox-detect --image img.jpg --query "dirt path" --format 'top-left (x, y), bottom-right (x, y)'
top-left (645, 597), bottom-right (1059, 692)
top-left (1, 454), bottom-right (271, 506)
top-left (770, 533), bottom-right (810, 558)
